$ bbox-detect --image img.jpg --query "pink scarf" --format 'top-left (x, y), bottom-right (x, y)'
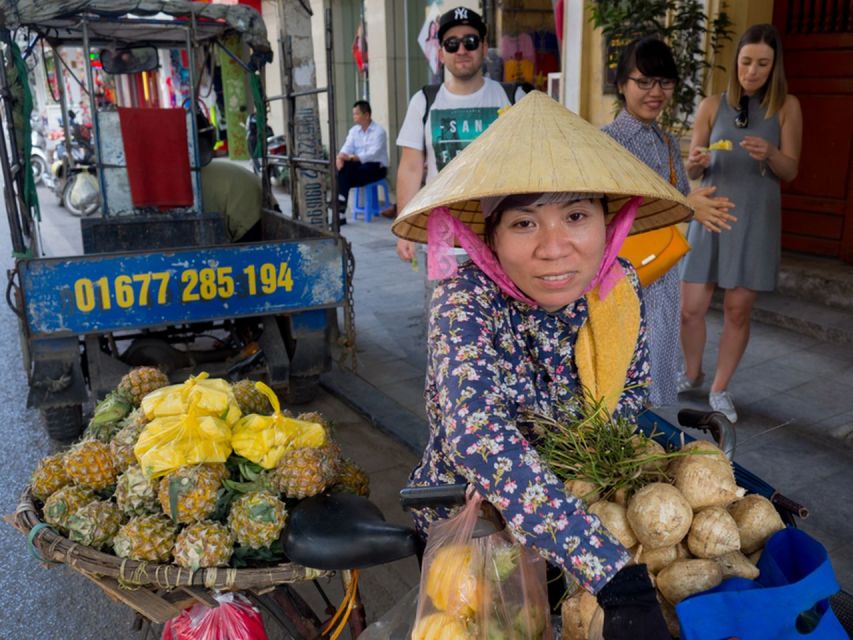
top-left (426, 196), bottom-right (641, 304)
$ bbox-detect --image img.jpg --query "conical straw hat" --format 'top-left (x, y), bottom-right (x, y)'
top-left (392, 91), bottom-right (692, 243)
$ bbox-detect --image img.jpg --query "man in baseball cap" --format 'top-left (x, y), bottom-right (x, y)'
top-left (437, 6), bottom-right (487, 42)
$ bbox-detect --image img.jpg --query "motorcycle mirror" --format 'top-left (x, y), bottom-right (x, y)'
top-left (100, 47), bottom-right (159, 75)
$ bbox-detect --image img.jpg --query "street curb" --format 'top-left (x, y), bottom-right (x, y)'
top-left (320, 364), bottom-right (427, 455)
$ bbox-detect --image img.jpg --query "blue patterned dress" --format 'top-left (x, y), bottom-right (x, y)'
top-left (602, 110), bottom-right (691, 407)
top-left (408, 261), bottom-right (650, 593)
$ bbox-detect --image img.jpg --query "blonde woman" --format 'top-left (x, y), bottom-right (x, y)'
top-left (680, 24), bottom-right (802, 422)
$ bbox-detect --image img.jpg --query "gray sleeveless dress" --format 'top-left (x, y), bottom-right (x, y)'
top-left (681, 94), bottom-right (781, 291)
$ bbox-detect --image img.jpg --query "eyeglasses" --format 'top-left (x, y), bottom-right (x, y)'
top-left (735, 96), bottom-right (749, 128)
top-left (626, 76), bottom-right (676, 91)
top-left (442, 34), bottom-right (481, 53)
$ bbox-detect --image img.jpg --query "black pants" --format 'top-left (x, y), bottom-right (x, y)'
top-left (337, 161), bottom-right (387, 209)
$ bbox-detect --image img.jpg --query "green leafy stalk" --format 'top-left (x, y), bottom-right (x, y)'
top-left (527, 387), bottom-right (697, 501)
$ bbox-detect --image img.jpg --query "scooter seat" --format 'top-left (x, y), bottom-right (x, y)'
top-left (281, 493), bottom-right (419, 571)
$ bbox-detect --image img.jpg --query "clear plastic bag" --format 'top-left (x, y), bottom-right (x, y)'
top-left (414, 490), bottom-right (552, 639)
top-left (359, 586), bottom-right (419, 640)
top-left (161, 592), bottom-right (268, 640)
top-left (69, 171), bottom-right (99, 210)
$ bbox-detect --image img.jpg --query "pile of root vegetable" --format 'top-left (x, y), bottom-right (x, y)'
top-left (26, 367), bottom-right (369, 573)
top-left (529, 396), bottom-right (786, 639)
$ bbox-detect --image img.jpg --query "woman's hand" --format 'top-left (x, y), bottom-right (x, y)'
top-left (597, 564), bottom-right (670, 640)
top-left (740, 135), bottom-right (776, 161)
top-left (687, 186), bottom-right (737, 233)
top-left (687, 146), bottom-right (711, 172)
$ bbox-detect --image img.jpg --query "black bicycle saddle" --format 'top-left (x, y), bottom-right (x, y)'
top-left (281, 493), bottom-right (419, 570)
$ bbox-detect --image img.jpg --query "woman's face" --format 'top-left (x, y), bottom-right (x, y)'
top-left (491, 199), bottom-right (607, 311)
top-left (737, 43), bottom-right (774, 95)
top-left (619, 69), bottom-right (673, 124)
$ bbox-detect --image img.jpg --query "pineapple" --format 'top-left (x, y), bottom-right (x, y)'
top-left (63, 440), bottom-right (117, 490)
top-left (228, 491), bottom-right (288, 549)
top-left (114, 514), bottom-right (176, 562)
top-left (158, 464), bottom-right (225, 524)
top-left (232, 379), bottom-right (274, 416)
top-left (66, 500), bottom-right (123, 549)
top-left (117, 366), bottom-right (170, 407)
top-left (173, 521), bottom-right (234, 570)
top-left (83, 391), bottom-right (134, 442)
top-left (109, 408), bottom-right (148, 473)
top-left (272, 442), bottom-right (340, 499)
top-left (115, 465), bottom-right (159, 516)
top-left (296, 411), bottom-right (331, 429)
top-left (43, 485), bottom-right (95, 532)
top-left (31, 453), bottom-right (72, 501)
top-left (332, 458), bottom-right (370, 497)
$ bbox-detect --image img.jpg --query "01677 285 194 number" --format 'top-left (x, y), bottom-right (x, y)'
top-left (71, 262), bottom-right (294, 312)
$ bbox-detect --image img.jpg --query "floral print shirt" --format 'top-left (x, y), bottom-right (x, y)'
top-left (409, 261), bottom-right (650, 594)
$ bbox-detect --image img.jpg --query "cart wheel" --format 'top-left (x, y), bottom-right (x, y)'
top-left (284, 375), bottom-right (319, 405)
top-left (41, 404), bottom-right (84, 442)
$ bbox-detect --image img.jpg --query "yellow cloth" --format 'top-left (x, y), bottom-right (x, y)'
top-left (575, 276), bottom-right (641, 415)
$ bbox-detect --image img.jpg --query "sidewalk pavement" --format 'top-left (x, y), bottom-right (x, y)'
top-left (323, 212), bottom-right (853, 591)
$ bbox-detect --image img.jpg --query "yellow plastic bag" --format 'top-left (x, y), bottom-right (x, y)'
top-left (141, 372), bottom-right (242, 425)
top-left (134, 399), bottom-right (233, 478)
top-left (231, 382), bottom-right (327, 469)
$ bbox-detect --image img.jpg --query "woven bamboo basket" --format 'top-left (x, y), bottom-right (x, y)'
top-left (14, 485), bottom-right (333, 623)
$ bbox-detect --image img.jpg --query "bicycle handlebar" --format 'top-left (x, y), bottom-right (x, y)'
top-left (399, 483), bottom-right (468, 511)
top-left (677, 409), bottom-right (736, 460)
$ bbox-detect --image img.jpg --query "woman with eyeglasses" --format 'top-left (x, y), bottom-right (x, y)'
top-left (602, 36), bottom-right (736, 408)
top-left (680, 24), bottom-right (802, 423)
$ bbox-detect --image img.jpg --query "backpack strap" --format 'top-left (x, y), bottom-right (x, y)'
top-left (500, 81), bottom-right (533, 105)
top-left (421, 84), bottom-right (442, 127)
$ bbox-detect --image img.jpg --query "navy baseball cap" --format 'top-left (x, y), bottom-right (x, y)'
top-left (438, 6), bottom-right (487, 42)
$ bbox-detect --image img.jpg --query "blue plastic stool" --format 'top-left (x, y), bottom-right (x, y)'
top-left (352, 177), bottom-right (391, 222)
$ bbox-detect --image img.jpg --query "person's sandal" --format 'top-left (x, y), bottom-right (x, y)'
top-left (676, 371), bottom-right (704, 393)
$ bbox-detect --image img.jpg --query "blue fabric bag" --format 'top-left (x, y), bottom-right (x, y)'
top-left (676, 527), bottom-right (846, 639)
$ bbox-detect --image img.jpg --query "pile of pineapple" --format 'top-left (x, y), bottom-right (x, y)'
top-left (29, 367), bottom-right (370, 572)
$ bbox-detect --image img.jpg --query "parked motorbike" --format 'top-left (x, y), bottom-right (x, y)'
top-left (247, 113), bottom-right (288, 190)
top-left (49, 113), bottom-right (99, 216)
top-left (29, 113), bottom-right (49, 186)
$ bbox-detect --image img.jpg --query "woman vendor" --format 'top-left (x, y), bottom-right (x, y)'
top-left (392, 92), bottom-right (692, 636)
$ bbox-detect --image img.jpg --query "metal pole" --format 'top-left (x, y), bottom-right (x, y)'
top-left (325, 7), bottom-right (338, 234)
top-left (281, 33), bottom-right (299, 221)
top-left (185, 15), bottom-right (206, 234)
top-left (53, 46), bottom-right (73, 176)
top-left (81, 18), bottom-right (108, 217)
top-left (0, 28), bottom-right (26, 255)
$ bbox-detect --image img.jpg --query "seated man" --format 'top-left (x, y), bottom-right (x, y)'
top-left (335, 100), bottom-right (388, 224)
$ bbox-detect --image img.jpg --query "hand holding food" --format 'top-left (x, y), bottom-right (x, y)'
top-left (697, 139), bottom-right (733, 153)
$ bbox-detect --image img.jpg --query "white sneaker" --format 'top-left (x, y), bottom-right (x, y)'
top-left (676, 371), bottom-right (704, 393)
top-left (709, 391), bottom-right (738, 423)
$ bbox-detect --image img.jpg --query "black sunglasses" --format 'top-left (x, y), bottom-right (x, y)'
top-left (735, 95), bottom-right (749, 128)
top-left (442, 34), bottom-right (481, 53)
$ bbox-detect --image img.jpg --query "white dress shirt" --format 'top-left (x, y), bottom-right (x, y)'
top-left (339, 120), bottom-right (388, 167)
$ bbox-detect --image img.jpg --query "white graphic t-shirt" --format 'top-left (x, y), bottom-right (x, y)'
top-left (396, 78), bottom-right (523, 182)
